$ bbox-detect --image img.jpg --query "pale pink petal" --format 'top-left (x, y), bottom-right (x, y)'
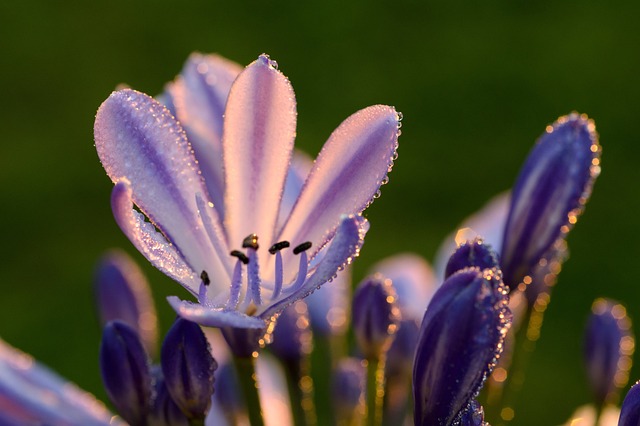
top-left (222, 55), bottom-right (297, 252)
top-left (95, 89), bottom-right (229, 285)
top-left (111, 181), bottom-right (202, 294)
top-left (168, 53), bottom-right (243, 214)
top-left (277, 106), bottom-right (399, 280)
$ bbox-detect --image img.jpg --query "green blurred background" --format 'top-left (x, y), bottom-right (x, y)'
top-left (0, 1), bottom-right (637, 424)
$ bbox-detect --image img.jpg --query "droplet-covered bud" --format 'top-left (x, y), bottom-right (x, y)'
top-left (413, 268), bottom-right (511, 426)
top-left (161, 318), bottom-right (217, 421)
top-left (100, 320), bottom-right (151, 425)
top-left (332, 358), bottom-right (366, 422)
top-left (458, 399), bottom-right (488, 426)
top-left (270, 300), bottom-right (313, 362)
top-left (584, 298), bottom-right (634, 406)
top-left (94, 250), bottom-right (158, 355)
top-left (148, 367), bottom-right (189, 426)
top-left (620, 381), bottom-right (640, 426)
top-left (445, 237), bottom-right (500, 279)
top-left (352, 274), bottom-right (401, 360)
top-left (501, 113), bottom-right (600, 290)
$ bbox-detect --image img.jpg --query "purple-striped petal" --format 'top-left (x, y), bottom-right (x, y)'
top-left (94, 249), bottom-right (158, 356)
top-left (168, 53), bottom-right (242, 214)
top-left (111, 181), bottom-right (202, 294)
top-left (95, 89), bottom-right (229, 287)
top-left (0, 339), bottom-right (122, 426)
top-left (222, 54), bottom-right (297, 254)
top-left (259, 214), bottom-right (368, 319)
top-left (277, 150), bottom-right (313, 231)
top-left (584, 298), bottom-right (634, 407)
top-left (444, 237), bottom-right (500, 280)
top-left (620, 381), bottom-right (640, 426)
top-left (501, 113), bottom-right (601, 290)
top-left (278, 106), bottom-right (400, 281)
top-left (167, 296), bottom-right (266, 330)
top-left (413, 268), bottom-right (510, 426)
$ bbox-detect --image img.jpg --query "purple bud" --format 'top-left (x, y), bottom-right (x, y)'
top-left (270, 301), bottom-right (313, 362)
top-left (584, 298), bottom-right (635, 406)
top-left (385, 319), bottom-right (420, 379)
top-left (161, 318), bottom-right (217, 420)
top-left (523, 240), bottom-right (568, 308)
top-left (332, 358), bottom-right (365, 421)
top-left (352, 274), bottom-right (401, 360)
top-left (458, 399), bottom-right (487, 426)
top-left (148, 368), bottom-right (189, 426)
top-left (413, 268), bottom-right (511, 426)
top-left (501, 113), bottom-right (600, 290)
top-left (213, 363), bottom-right (243, 416)
top-left (306, 267), bottom-right (351, 337)
top-left (100, 321), bottom-right (151, 425)
top-left (620, 381), bottom-right (640, 426)
top-left (94, 250), bottom-right (158, 355)
top-left (444, 238), bottom-right (500, 279)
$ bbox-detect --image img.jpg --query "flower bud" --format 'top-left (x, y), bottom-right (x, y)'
top-left (161, 318), bottom-right (217, 420)
top-left (458, 399), bottom-right (488, 426)
top-left (148, 367), bottom-right (189, 426)
top-left (413, 268), bottom-right (510, 426)
top-left (332, 358), bottom-right (365, 422)
top-left (386, 319), bottom-right (419, 379)
top-left (444, 237), bottom-right (500, 279)
top-left (94, 250), bottom-right (158, 355)
top-left (270, 300), bottom-right (313, 362)
top-left (501, 113), bottom-right (600, 290)
top-left (584, 298), bottom-right (634, 406)
top-left (306, 266), bottom-right (351, 337)
top-left (100, 320), bottom-right (151, 425)
top-left (620, 381), bottom-right (640, 426)
top-left (351, 274), bottom-right (401, 360)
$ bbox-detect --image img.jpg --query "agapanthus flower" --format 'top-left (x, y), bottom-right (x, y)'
top-left (94, 53), bottom-right (401, 332)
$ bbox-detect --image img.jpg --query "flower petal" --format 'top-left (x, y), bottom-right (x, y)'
top-left (501, 113), bottom-right (600, 289)
top-left (168, 53), bottom-right (242, 215)
top-left (0, 339), bottom-right (123, 426)
top-left (111, 181), bottom-right (201, 294)
top-left (277, 150), bottom-right (313, 231)
top-left (278, 106), bottom-right (399, 278)
top-left (223, 54), bottom-right (297, 252)
top-left (167, 296), bottom-right (266, 329)
top-left (95, 90), bottom-right (229, 286)
top-left (259, 215), bottom-right (368, 319)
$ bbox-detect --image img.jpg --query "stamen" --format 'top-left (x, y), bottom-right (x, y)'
top-left (230, 250), bottom-right (249, 265)
top-left (242, 234), bottom-right (259, 250)
top-left (293, 241), bottom-right (312, 255)
top-left (226, 260), bottom-right (243, 310)
top-left (198, 270), bottom-right (211, 307)
top-left (288, 250), bottom-right (309, 294)
top-left (246, 245), bottom-right (262, 306)
top-left (269, 240), bottom-right (290, 254)
top-left (272, 250), bottom-right (284, 301)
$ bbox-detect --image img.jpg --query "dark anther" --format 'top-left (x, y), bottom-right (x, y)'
top-left (242, 234), bottom-right (259, 250)
top-left (230, 250), bottom-right (250, 265)
top-left (200, 270), bottom-right (210, 286)
top-left (293, 241), bottom-right (313, 255)
top-left (269, 241), bottom-right (291, 255)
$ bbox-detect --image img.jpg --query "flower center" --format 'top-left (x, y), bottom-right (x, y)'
top-left (197, 234), bottom-right (312, 312)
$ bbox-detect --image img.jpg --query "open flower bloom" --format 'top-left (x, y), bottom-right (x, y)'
top-left (94, 53), bottom-right (400, 331)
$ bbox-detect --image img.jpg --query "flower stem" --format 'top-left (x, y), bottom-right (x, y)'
top-left (284, 360), bottom-right (316, 426)
top-left (234, 356), bottom-right (265, 426)
top-left (365, 356), bottom-right (385, 426)
top-left (311, 334), bottom-right (337, 426)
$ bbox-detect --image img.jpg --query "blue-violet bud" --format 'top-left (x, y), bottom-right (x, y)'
top-left (161, 318), bottom-right (217, 420)
top-left (305, 267), bottom-right (351, 338)
top-left (385, 319), bottom-right (420, 379)
top-left (332, 358), bottom-right (366, 422)
top-left (148, 367), bottom-right (189, 426)
top-left (620, 381), bottom-right (640, 426)
top-left (584, 298), bottom-right (635, 406)
top-left (412, 268), bottom-right (510, 426)
top-left (100, 320), bottom-right (151, 426)
top-left (352, 274), bottom-right (401, 360)
top-left (444, 237), bottom-right (500, 279)
top-left (501, 113), bottom-right (600, 290)
top-left (94, 250), bottom-right (158, 355)
top-left (270, 300), bottom-right (313, 362)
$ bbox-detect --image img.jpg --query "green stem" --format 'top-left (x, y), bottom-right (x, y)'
top-left (284, 360), bottom-right (316, 426)
top-left (188, 419), bottom-right (206, 426)
top-left (311, 334), bottom-right (336, 426)
top-left (365, 356), bottom-right (385, 426)
top-left (234, 356), bottom-right (265, 426)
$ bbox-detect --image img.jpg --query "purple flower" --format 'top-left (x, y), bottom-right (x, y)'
top-left (620, 381), bottom-right (640, 426)
top-left (94, 53), bottom-right (400, 332)
top-left (0, 338), bottom-right (123, 426)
